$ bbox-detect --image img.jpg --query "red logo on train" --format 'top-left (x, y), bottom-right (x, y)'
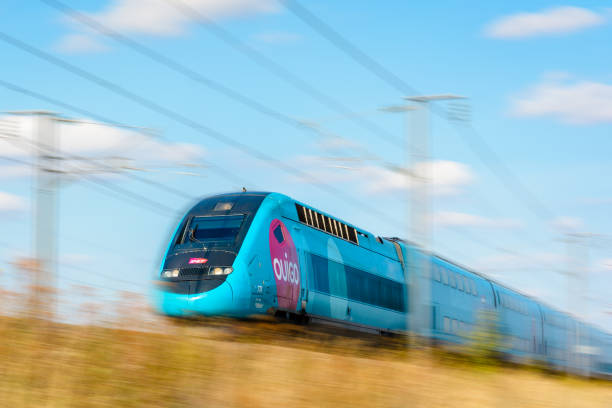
top-left (269, 219), bottom-right (300, 311)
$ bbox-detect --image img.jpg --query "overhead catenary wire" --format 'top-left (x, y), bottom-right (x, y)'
top-left (0, 79), bottom-right (256, 196)
top-left (1, 132), bottom-right (178, 217)
top-left (39, 0), bottom-right (302, 132)
top-left (38, 0), bottom-right (399, 166)
top-left (155, 0), bottom-right (401, 146)
top-left (283, 0), bottom-right (557, 224)
top-left (0, 32), bottom-right (397, 225)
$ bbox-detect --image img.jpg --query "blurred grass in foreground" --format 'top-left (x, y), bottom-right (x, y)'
top-left (1, 313), bottom-right (611, 408)
top-left (0, 273), bottom-right (610, 408)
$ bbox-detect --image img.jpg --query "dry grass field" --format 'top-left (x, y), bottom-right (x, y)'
top-left (1, 311), bottom-right (611, 408)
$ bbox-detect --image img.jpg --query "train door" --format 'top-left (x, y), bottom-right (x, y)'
top-left (326, 238), bottom-right (349, 322)
top-left (291, 224), bottom-right (309, 313)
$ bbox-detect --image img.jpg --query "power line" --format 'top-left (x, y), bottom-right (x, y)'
top-left (39, 0), bottom-right (301, 132)
top-left (284, 0), bottom-right (419, 97)
top-left (0, 32), bottom-right (396, 224)
top-left (159, 0), bottom-right (401, 146)
top-left (2, 132), bottom-right (179, 217)
top-left (0, 154), bottom-right (32, 167)
top-left (284, 0), bottom-right (557, 223)
top-left (0, 80), bottom-right (254, 196)
top-left (39, 0), bottom-right (401, 168)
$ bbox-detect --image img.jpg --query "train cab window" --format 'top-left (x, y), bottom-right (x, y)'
top-left (457, 274), bottom-right (464, 291)
top-left (273, 224), bottom-right (284, 244)
top-left (186, 215), bottom-right (244, 246)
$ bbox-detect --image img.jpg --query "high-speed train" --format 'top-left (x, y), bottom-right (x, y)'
top-left (153, 191), bottom-right (612, 377)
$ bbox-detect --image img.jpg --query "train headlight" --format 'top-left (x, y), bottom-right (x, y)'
top-left (223, 267), bottom-right (233, 275)
top-left (161, 269), bottom-right (179, 278)
top-left (212, 267), bottom-right (223, 275)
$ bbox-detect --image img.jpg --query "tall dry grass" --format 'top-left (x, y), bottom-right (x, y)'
top-left (0, 271), bottom-right (610, 407)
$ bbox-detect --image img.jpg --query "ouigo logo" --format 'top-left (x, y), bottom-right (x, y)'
top-left (269, 219), bottom-right (300, 310)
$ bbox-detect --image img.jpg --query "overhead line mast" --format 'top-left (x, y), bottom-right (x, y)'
top-left (40, 0), bottom-right (401, 147)
top-left (284, 0), bottom-right (557, 225)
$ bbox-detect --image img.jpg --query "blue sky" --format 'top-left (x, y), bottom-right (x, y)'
top-left (0, 1), bottom-right (611, 330)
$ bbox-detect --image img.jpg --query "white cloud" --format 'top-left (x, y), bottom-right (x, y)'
top-left (485, 6), bottom-right (605, 39)
top-left (0, 192), bottom-right (27, 213)
top-left (0, 115), bottom-right (205, 178)
top-left (83, 0), bottom-right (279, 37)
top-left (551, 216), bottom-right (584, 232)
top-left (362, 160), bottom-right (474, 195)
top-left (291, 158), bottom-right (474, 196)
top-left (54, 34), bottom-right (108, 54)
top-left (435, 211), bottom-right (522, 229)
top-left (511, 77), bottom-right (612, 124)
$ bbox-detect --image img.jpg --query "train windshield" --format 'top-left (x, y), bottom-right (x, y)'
top-left (186, 215), bottom-right (244, 246)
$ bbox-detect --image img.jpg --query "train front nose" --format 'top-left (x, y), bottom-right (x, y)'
top-left (154, 265), bottom-right (236, 317)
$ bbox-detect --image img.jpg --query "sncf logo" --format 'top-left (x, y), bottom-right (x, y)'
top-left (269, 219), bottom-right (300, 311)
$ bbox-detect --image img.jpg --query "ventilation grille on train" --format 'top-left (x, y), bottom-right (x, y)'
top-left (295, 203), bottom-right (358, 245)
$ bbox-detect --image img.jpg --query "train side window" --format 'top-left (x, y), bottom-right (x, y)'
top-left (296, 204), bottom-right (307, 223)
top-left (273, 224), bottom-right (284, 244)
top-left (449, 272), bottom-right (456, 288)
top-left (444, 317), bottom-right (450, 333)
top-left (456, 274), bottom-right (464, 291)
top-left (463, 277), bottom-right (470, 294)
top-left (311, 254), bottom-right (329, 294)
top-left (441, 268), bottom-right (448, 285)
top-left (347, 226), bottom-right (359, 244)
top-left (306, 208), bottom-right (314, 226)
top-left (342, 223), bottom-right (349, 241)
top-left (433, 266), bottom-right (441, 282)
top-left (452, 319), bottom-right (458, 333)
top-left (471, 280), bottom-right (477, 296)
top-left (316, 213), bottom-right (325, 231)
top-left (323, 215), bottom-right (331, 233)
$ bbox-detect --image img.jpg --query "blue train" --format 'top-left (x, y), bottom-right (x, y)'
top-left (153, 191), bottom-right (612, 377)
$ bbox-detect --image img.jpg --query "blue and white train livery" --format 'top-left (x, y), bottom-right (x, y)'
top-left (153, 191), bottom-right (612, 377)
